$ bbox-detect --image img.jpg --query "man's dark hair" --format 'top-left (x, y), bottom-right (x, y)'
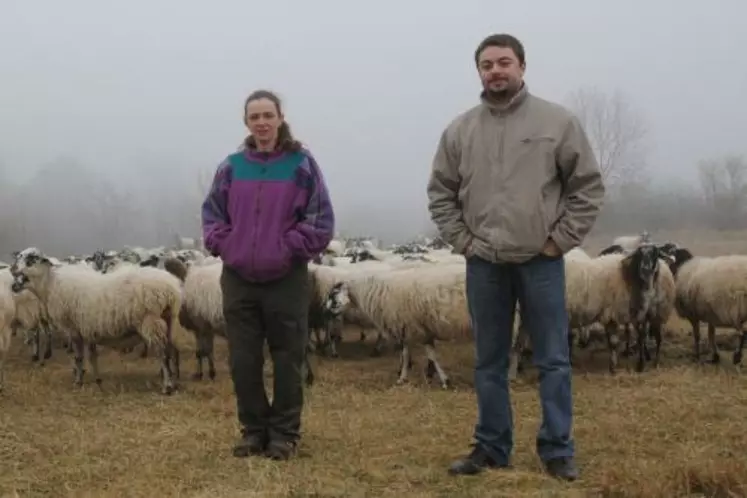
top-left (474, 33), bottom-right (525, 67)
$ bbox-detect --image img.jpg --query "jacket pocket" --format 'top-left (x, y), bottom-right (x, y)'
top-left (251, 236), bottom-right (294, 278)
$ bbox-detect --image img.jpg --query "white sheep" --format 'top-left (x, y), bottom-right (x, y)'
top-left (0, 273), bottom-right (15, 392)
top-left (309, 263), bottom-right (389, 357)
top-left (667, 247), bottom-right (747, 366)
top-left (10, 248), bottom-right (183, 394)
top-left (324, 262), bottom-right (471, 388)
top-left (163, 257), bottom-right (224, 380)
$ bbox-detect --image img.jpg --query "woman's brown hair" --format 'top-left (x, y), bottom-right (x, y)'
top-left (243, 89), bottom-right (302, 153)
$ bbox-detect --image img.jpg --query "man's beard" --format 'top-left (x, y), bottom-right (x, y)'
top-left (484, 81), bottom-right (521, 103)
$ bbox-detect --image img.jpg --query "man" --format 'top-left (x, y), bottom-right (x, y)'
top-left (426, 33), bottom-right (605, 481)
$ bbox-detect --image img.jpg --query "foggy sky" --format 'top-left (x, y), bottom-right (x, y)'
top-left (2, 0), bottom-right (746, 240)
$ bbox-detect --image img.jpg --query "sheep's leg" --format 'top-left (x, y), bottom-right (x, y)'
top-left (192, 333), bottom-right (207, 380)
top-left (358, 326), bottom-right (366, 342)
top-left (194, 350), bottom-right (205, 380)
top-left (28, 328), bottom-right (40, 362)
top-left (635, 322), bottom-right (647, 373)
top-left (370, 330), bottom-right (386, 357)
top-left (650, 320), bottom-right (663, 368)
top-left (621, 324), bottom-right (632, 358)
top-left (691, 319), bottom-right (701, 362)
top-left (327, 320), bottom-right (340, 358)
top-left (0, 332), bottom-right (8, 393)
top-left (732, 328), bottom-right (746, 367)
top-left (41, 324), bottom-right (52, 362)
top-left (395, 338), bottom-right (411, 385)
top-left (606, 323), bottom-right (619, 374)
top-left (71, 335), bottom-right (85, 387)
top-left (423, 339), bottom-right (450, 389)
top-left (577, 325), bottom-right (591, 349)
top-left (169, 343), bottom-right (181, 380)
top-left (707, 323), bottom-right (720, 364)
top-left (88, 343), bottom-right (102, 387)
top-left (204, 333), bottom-right (216, 380)
top-left (160, 350), bottom-right (176, 395)
top-left (141, 313), bottom-right (176, 395)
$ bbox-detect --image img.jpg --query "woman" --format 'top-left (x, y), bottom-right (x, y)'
top-left (201, 89), bottom-right (335, 460)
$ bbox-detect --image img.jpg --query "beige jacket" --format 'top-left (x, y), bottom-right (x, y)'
top-left (427, 84), bottom-right (605, 264)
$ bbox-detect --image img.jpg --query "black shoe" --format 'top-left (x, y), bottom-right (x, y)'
top-left (265, 440), bottom-right (297, 461)
top-left (448, 444), bottom-right (510, 476)
top-left (232, 432), bottom-right (267, 458)
top-left (543, 456), bottom-right (579, 481)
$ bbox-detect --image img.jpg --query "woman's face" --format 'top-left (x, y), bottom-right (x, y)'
top-left (244, 97), bottom-right (283, 149)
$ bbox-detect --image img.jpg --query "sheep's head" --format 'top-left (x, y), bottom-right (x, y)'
top-left (86, 249), bottom-right (111, 272)
top-left (9, 247), bottom-right (56, 294)
top-left (622, 243), bottom-right (661, 290)
top-left (139, 254), bottom-right (162, 268)
top-left (118, 248), bottom-right (142, 264)
top-left (655, 242), bottom-right (678, 265)
top-left (350, 248), bottom-right (375, 263)
top-left (666, 247), bottom-right (694, 276)
top-left (324, 282), bottom-right (350, 317)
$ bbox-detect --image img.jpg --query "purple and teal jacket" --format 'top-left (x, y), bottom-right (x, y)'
top-left (201, 145), bottom-right (335, 283)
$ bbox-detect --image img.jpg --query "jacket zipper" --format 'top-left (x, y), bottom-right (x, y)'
top-left (251, 172), bottom-right (264, 272)
top-left (495, 115), bottom-right (506, 256)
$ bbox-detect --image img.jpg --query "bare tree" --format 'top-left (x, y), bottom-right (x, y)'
top-left (698, 154), bottom-right (747, 229)
top-left (566, 86), bottom-right (650, 192)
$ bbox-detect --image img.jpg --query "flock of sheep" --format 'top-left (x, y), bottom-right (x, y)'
top-left (1, 230), bottom-right (746, 396)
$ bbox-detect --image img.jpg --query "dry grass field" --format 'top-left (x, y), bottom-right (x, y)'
top-left (2, 229), bottom-right (747, 498)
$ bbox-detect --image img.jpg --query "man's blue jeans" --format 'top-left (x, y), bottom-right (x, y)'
top-left (465, 253), bottom-right (574, 465)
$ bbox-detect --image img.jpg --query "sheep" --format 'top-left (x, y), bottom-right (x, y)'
top-left (564, 243), bottom-right (676, 373)
top-left (162, 257), bottom-right (316, 386)
top-left (308, 264), bottom-right (345, 357)
top-left (666, 247), bottom-right (747, 366)
top-left (10, 247), bottom-right (182, 394)
top-left (0, 268), bottom-right (54, 365)
top-left (0, 273), bottom-right (15, 392)
top-left (162, 257), bottom-right (225, 381)
top-left (323, 262), bottom-right (471, 389)
top-left (309, 263), bottom-right (391, 357)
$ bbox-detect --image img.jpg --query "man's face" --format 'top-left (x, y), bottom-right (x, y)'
top-left (477, 45), bottom-right (525, 98)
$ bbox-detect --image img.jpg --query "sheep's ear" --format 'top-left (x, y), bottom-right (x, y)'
top-left (620, 252), bottom-right (635, 272)
top-left (41, 257), bottom-right (61, 268)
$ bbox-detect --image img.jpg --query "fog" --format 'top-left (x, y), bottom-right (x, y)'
top-left (1, 1), bottom-right (746, 257)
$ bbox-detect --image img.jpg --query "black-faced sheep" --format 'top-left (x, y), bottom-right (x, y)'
top-left (512, 244), bottom-right (676, 374)
top-left (665, 247), bottom-right (747, 366)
